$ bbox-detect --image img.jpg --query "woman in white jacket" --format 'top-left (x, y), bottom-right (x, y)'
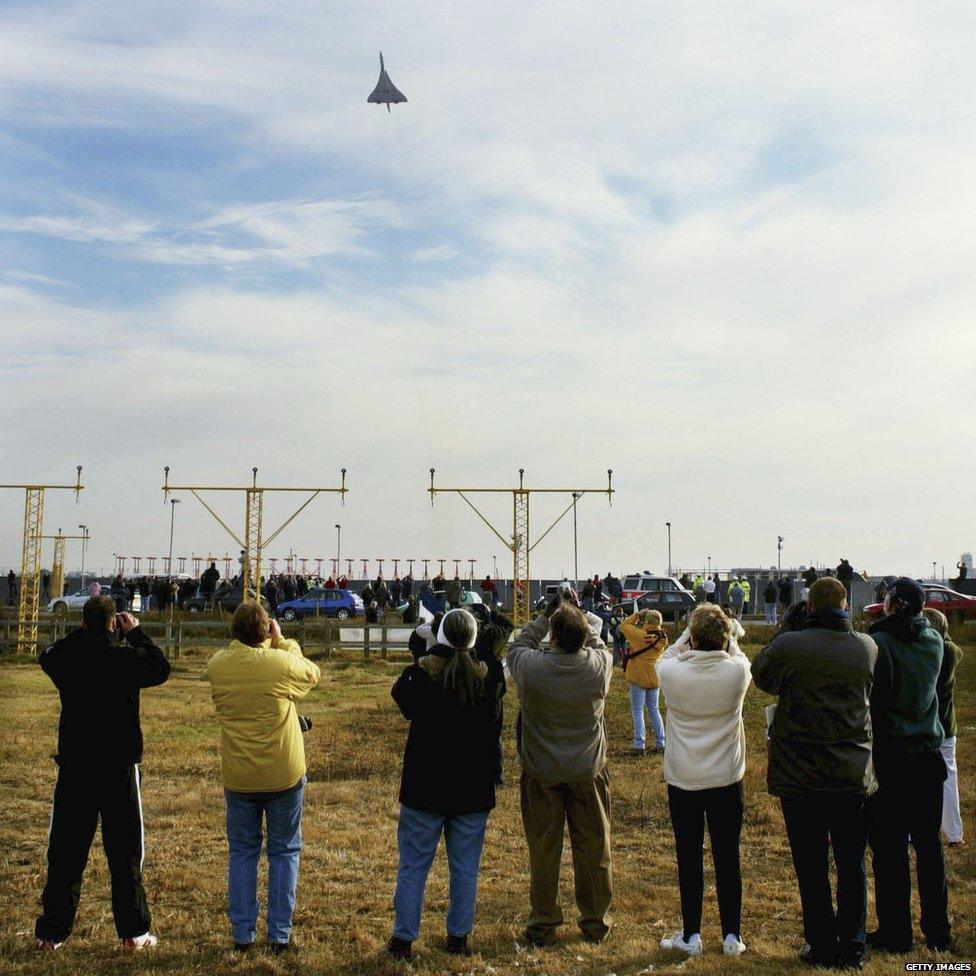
top-left (655, 604), bottom-right (752, 958)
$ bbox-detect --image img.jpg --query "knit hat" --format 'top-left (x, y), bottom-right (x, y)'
top-left (887, 577), bottom-right (925, 615)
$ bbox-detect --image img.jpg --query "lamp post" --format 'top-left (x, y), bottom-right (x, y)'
top-left (572, 492), bottom-right (581, 592)
top-left (666, 521), bottom-right (672, 577)
top-left (335, 524), bottom-right (341, 576)
top-left (78, 524), bottom-right (89, 591)
top-left (168, 499), bottom-right (181, 577)
top-left (777, 535), bottom-right (784, 573)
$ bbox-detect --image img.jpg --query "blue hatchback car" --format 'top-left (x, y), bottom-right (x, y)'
top-left (277, 588), bottom-right (364, 621)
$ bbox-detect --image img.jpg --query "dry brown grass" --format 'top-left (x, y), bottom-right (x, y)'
top-left (0, 622), bottom-right (973, 976)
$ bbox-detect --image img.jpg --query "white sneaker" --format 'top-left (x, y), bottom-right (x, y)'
top-left (122, 933), bottom-right (158, 950)
top-left (35, 938), bottom-right (63, 951)
top-left (723, 933), bottom-right (746, 956)
top-left (660, 930), bottom-right (702, 956)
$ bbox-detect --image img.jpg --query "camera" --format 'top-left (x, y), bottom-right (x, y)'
top-left (298, 715), bottom-right (313, 733)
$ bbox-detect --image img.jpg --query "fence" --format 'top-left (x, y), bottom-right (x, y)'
top-left (0, 614), bottom-right (417, 661)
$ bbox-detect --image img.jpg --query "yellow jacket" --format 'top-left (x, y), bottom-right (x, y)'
top-left (207, 637), bottom-right (321, 792)
top-left (619, 613), bottom-right (669, 689)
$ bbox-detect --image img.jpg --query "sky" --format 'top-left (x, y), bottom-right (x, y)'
top-left (1, 0), bottom-right (974, 581)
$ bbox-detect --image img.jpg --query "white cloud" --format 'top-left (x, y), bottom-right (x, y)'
top-left (0, 194), bottom-right (402, 268)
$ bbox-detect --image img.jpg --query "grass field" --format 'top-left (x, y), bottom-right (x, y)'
top-left (0, 622), bottom-right (973, 976)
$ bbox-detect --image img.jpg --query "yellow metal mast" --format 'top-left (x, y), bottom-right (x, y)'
top-left (161, 467), bottom-right (347, 602)
top-left (41, 528), bottom-right (89, 598)
top-left (1, 467), bottom-right (84, 654)
top-left (428, 468), bottom-right (614, 626)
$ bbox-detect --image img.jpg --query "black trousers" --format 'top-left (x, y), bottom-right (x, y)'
top-left (869, 751), bottom-right (950, 949)
top-left (780, 792), bottom-right (868, 964)
top-left (35, 762), bottom-right (152, 942)
top-left (667, 781), bottom-right (743, 940)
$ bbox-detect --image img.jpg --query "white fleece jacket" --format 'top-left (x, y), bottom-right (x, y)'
top-left (655, 629), bottom-right (752, 791)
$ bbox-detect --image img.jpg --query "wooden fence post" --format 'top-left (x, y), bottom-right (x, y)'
top-left (324, 619), bottom-right (333, 660)
top-left (363, 623), bottom-right (370, 661)
top-left (380, 623), bottom-right (388, 660)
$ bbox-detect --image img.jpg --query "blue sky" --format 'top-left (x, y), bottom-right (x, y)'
top-left (1, 0), bottom-right (974, 579)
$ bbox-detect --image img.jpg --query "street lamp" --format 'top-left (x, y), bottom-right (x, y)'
top-left (78, 524), bottom-right (89, 591)
top-left (335, 524), bottom-right (341, 574)
top-left (666, 521), bottom-right (672, 577)
top-left (168, 499), bottom-right (181, 576)
top-left (777, 535), bottom-right (784, 573)
top-left (572, 492), bottom-right (581, 592)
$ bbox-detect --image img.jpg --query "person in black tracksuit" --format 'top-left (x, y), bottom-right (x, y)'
top-left (34, 597), bottom-right (171, 947)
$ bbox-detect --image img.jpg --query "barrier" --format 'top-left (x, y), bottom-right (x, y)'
top-left (0, 614), bottom-right (417, 661)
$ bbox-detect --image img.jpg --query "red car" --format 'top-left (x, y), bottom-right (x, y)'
top-left (864, 585), bottom-right (976, 622)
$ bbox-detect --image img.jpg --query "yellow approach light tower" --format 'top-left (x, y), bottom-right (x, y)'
top-left (428, 468), bottom-right (614, 626)
top-left (162, 467), bottom-right (347, 602)
top-left (1, 466), bottom-right (84, 654)
top-left (42, 527), bottom-right (90, 599)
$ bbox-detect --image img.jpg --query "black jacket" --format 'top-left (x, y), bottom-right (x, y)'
top-left (39, 626), bottom-right (171, 766)
top-left (392, 656), bottom-right (502, 815)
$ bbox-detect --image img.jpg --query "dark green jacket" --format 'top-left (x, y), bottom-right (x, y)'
top-left (752, 613), bottom-right (877, 798)
top-left (868, 615), bottom-right (944, 774)
top-left (938, 638), bottom-right (963, 738)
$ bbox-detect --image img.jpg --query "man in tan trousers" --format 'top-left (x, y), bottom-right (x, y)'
top-left (507, 598), bottom-right (614, 946)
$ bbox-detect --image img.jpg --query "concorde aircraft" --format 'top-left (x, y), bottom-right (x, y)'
top-left (367, 52), bottom-right (407, 112)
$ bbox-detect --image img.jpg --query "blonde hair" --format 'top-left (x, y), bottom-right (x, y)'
top-left (638, 609), bottom-right (664, 628)
top-left (688, 603), bottom-right (732, 650)
top-left (922, 607), bottom-right (948, 638)
top-left (808, 577), bottom-right (847, 611)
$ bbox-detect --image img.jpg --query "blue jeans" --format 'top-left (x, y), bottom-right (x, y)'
top-left (393, 804), bottom-right (490, 942)
top-left (765, 602), bottom-right (778, 624)
top-left (629, 684), bottom-right (665, 749)
top-left (224, 777), bottom-right (304, 945)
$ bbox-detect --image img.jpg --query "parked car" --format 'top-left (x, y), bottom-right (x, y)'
top-left (184, 584), bottom-right (266, 613)
top-left (277, 588), bottom-right (364, 621)
top-left (395, 589), bottom-right (483, 615)
top-left (612, 587), bottom-right (696, 623)
top-left (543, 582), bottom-right (608, 603)
top-left (864, 585), bottom-right (976, 622)
top-left (619, 573), bottom-right (689, 601)
top-left (47, 589), bottom-right (95, 614)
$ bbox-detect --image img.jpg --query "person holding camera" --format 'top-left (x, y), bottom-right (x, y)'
top-left (34, 597), bottom-right (171, 951)
top-left (387, 609), bottom-right (504, 960)
top-left (752, 577), bottom-right (877, 968)
top-left (619, 609), bottom-right (668, 755)
top-left (866, 577), bottom-right (951, 953)
top-left (507, 589), bottom-right (614, 947)
top-left (655, 603), bottom-right (752, 958)
top-left (206, 602), bottom-right (321, 954)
